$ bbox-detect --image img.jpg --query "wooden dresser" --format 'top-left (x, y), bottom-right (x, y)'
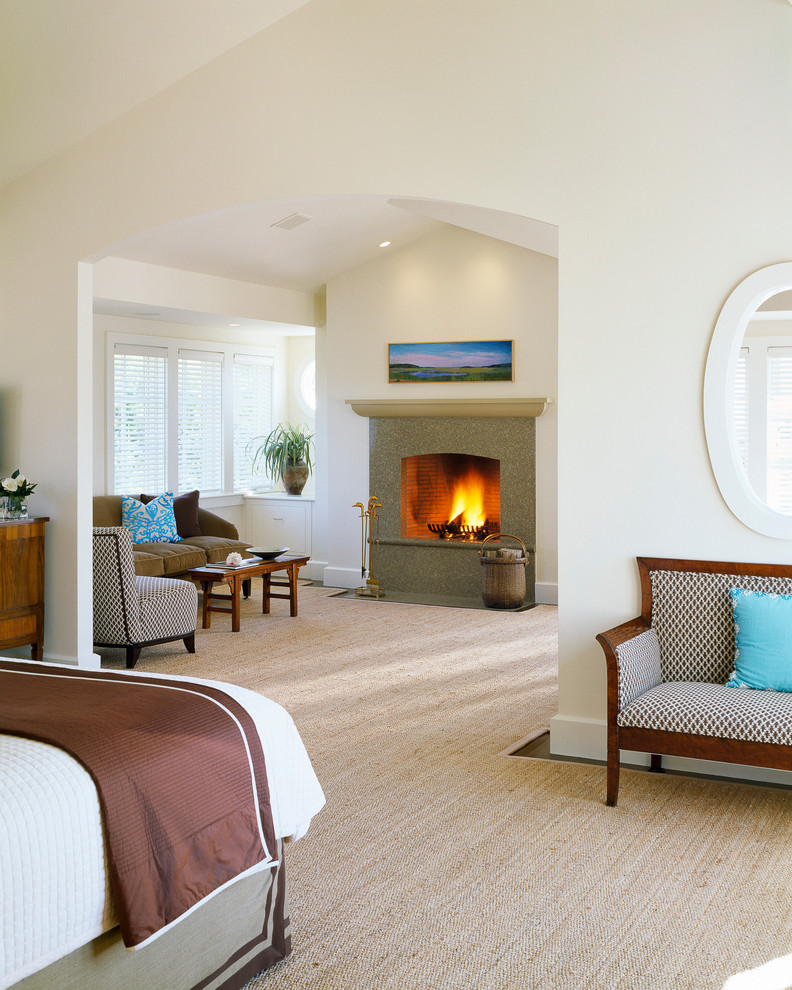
top-left (0, 517), bottom-right (48, 660)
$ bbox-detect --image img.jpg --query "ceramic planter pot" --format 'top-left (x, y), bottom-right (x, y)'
top-left (282, 462), bottom-right (309, 496)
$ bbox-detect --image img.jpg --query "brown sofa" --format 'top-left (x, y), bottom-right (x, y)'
top-left (93, 495), bottom-right (252, 577)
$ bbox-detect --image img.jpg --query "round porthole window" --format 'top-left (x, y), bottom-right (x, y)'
top-left (297, 358), bottom-right (316, 414)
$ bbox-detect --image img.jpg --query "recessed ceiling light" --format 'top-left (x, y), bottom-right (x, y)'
top-left (228, 322), bottom-right (241, 327)
top-left (379, 241), bottom-right (391, 248)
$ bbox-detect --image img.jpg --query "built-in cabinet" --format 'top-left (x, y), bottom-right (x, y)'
top-left (244, 494), bottom-right (313, 557)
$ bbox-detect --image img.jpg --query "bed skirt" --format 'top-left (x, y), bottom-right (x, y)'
top-left (14, 844), bottom-right (290, 990)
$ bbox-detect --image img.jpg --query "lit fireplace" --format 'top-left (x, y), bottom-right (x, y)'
top-left (401, 453), bottom-right (500, 541)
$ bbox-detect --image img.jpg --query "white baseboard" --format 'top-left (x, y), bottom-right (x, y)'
top-left (304, 559), bottom-right (328, 583)
top-left (321, 566), bottom-right (361, 590)
top-left (549, 714), bottom-right (607, 760)
top-left (35, 651), bottom-right (101, 669)
top-left (534, 581), bottom-right (558, 605)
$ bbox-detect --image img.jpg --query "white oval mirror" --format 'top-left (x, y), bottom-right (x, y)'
top-left (704, 263), bottom-right (792, 538)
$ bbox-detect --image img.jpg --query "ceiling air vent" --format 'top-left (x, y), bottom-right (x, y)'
top-left (270, 212), bottom-right (314, 230)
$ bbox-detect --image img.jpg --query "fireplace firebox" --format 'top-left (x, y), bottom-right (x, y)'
top-left (401, 453), bottom-right (500, 541)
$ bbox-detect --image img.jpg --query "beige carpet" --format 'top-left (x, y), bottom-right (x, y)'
top-left (99, 589), bottom-right (792, 990)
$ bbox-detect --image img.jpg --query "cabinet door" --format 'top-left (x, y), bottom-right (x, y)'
top-left (249, 501), bottom-right (311, 555)
top-left (0, 522), bottom-right (43, 612)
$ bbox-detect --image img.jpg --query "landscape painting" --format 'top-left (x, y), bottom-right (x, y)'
top-left (388, 340), bottom-right (513, 383)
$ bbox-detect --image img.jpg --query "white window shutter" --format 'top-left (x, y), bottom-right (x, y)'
top-left (767, 347), bottom-right (792, 514)
top-left (233, 355), bottom-right (274, 490)
top-left (733, 348), bottom-right (749, 474)
top-left (177, 350), bottom-right (224, 495)
top-left (113, 344), bottom-right (168, 495)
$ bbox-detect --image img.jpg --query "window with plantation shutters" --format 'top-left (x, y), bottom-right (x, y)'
top-left (108, 334), bottom-right (278, 496)
top-left (233, 355), bottom-right (274, 491)
top-left (112, 344), bottom-right (167, 495)
top-left (178, 350), bottom-right (223, 494)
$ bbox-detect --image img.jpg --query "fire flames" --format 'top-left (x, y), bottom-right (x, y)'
top-left (448, 467), bottom-right (487, 528)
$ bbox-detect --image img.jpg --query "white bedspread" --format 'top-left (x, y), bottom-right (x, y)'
top-left (0, 660), bottom-right (325, 990)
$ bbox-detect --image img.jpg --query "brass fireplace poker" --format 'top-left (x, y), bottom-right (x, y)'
top-left (353, 496), bottom-right (385, 598)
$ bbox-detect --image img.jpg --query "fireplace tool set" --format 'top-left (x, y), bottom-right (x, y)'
top-left (353, 495), bottom-right (385, 598)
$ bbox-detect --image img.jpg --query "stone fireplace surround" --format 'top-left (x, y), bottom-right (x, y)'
top-left (362, 410), bottom-right (538, 606)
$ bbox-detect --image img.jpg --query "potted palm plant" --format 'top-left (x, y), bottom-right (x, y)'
top-left (251, 423), bottom-right (314, 495)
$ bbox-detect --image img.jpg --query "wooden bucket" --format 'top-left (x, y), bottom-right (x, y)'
top-left (479, 533), bottom-right (528, 609)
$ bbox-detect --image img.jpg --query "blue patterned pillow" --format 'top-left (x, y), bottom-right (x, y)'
top-left (121, 494), bottom-right (181, 544)
top-left (726, 587), bottom-right (792, 691)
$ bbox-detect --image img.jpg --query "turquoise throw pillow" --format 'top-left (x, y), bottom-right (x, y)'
top-left (121, 494), bottom-right (181, 544)
top-left (726, 587), bottom-right (792, 691)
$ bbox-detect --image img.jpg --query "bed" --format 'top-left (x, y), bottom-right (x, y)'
top-left (0, 658), bottom-right (325, 990)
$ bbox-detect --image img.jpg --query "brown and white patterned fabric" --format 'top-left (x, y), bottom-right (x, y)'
top-left (93, 527), bottom-right (144, 644)
top-left (93, 527), bottom-right (197, 646)
top-left (617, 680), bottom-right (792, 745)
top-left (615, 628), bottom-right (663, 710)
top-left (137, 575), bottom-right (197, 640)
top-left (649, 569), bottom-right (792, 684)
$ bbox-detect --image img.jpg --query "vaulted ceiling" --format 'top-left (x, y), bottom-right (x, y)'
top-left (4, 1), bottom-right (558, 314)
top-left (0, 0), bottom-right (311, 185)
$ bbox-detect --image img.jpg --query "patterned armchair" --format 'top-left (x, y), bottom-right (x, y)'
top-left (93, 527), bottom-right (198, 668)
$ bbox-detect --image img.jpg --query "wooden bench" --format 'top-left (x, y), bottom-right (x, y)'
top-left (596, 557), bottom-right (792, 806)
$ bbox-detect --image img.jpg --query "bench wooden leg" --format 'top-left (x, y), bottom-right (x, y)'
top-left (649, 753), bottom-right (664, 773)
top-left (126, 646), bottom-right (142, 669)
top-left (606, 747), bottom-right (620, 807)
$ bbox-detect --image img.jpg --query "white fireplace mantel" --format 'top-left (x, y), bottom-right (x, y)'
top-left (345, 397), bottom-right (552, 418)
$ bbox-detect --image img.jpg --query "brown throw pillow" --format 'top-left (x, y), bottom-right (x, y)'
top-left (140, 490), bottom-right (202, 538)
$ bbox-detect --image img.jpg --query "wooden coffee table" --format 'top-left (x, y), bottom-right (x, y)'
top-left (187, 554), bottom-right (310, 632)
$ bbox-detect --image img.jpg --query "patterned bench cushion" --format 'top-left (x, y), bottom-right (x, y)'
top-left (650, 569), bottom-right (792, 684)
top-left (617, 681), bottom-right (792, 745)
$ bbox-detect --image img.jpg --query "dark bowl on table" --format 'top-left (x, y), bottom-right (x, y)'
top-left (247, 547), bottom-right (290, 560)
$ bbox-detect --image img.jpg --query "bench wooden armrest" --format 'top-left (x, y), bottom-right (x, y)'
top-left (597, 616), bottom-right (655, 807)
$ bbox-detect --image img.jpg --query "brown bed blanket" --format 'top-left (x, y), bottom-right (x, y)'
top-left (0, 659), bottom-right (277, 948)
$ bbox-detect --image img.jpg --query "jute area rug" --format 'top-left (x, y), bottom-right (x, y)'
top-left (99, 588), bottom-right (792, 990)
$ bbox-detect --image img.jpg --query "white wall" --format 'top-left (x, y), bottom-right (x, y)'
top-left (93, 256), bottom-right (316, 327)
top-left (321, 224), bottom-right (558, 597)
top-left (746, 319), bottom-right (792, 338)
top-left (1, 0), bottom-right (791, 778)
